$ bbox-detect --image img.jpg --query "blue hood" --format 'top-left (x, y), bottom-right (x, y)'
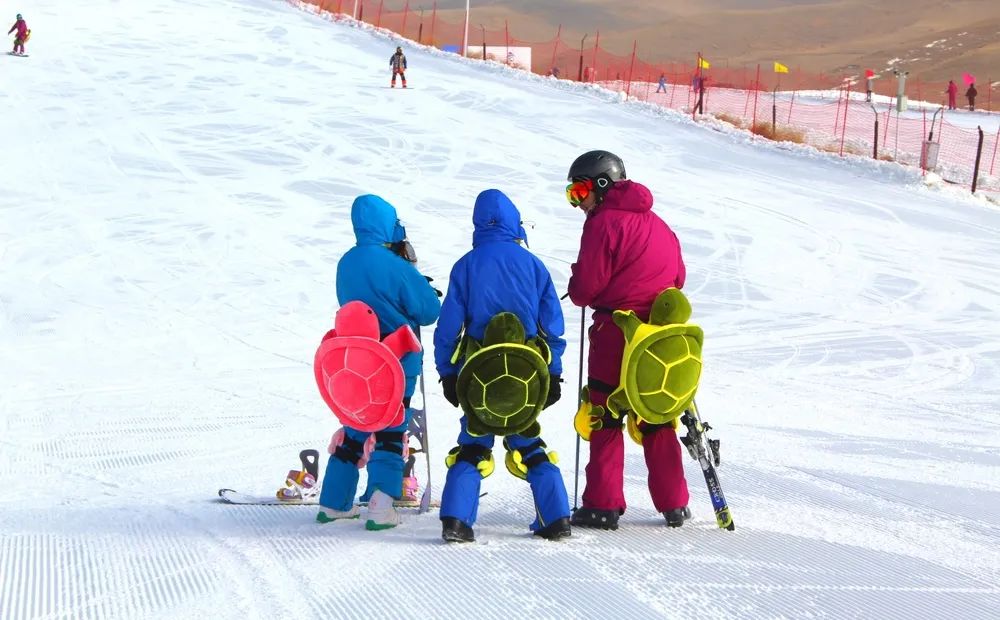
top-left (351, 194), bottom-right (406, 246)
top-left (472, 189), bottom-right (528, 247)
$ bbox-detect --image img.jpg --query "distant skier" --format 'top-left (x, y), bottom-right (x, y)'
top-left (7, 13), bottom-right (27, 56)
top-left (966, 83), bottom-right (977, 111)
top-left (946, 80), bottom-right (958, 110)
top-left (656, 74), bottom-right (667, 94)
top-left (565, 150), bottom-right (691, 531)
top-left (434, 189), bottom-right (570, 543)
top-left (315, 194), bottom-right (441, 530)
top-left (390, 46), bottom-right (407, 88)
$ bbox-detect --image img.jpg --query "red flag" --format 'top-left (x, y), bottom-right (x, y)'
top-left (963, 72), bottom-right (976, 86)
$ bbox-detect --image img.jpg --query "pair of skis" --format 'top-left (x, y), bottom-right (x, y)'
top-left (218, 372), bottom-right (436, 512)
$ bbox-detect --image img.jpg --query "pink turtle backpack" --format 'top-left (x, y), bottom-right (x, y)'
top-left (314, 301), bottom-right (422, 432)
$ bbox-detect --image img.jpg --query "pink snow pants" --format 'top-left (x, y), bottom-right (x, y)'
top-left (581, 312), bottom-right (690, 513)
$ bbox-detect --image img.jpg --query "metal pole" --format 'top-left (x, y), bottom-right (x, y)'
top-left (578, 34), bottom-right (587, 82)
top-left (573, 306), bottom-right (586, 510)
top-left (972, 126), bottom-right (985, 194)
top-left (462, 0), bottom-right (470, 57)
top-left (353, 0), bottom-right (359, 19)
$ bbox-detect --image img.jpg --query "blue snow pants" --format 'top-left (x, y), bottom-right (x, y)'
top-left (319, 376), bottom-right (417, 510)
top-left (440, 416), bottom-right (570, 532)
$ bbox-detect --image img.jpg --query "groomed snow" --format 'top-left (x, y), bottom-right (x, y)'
top-left (2, 0), bottom-right (999, 618)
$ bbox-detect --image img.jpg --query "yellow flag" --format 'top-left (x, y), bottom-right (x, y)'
top-left (698, 57), bottom-right (710, 69)
top-left (774, 62), bottom-right (789, 74)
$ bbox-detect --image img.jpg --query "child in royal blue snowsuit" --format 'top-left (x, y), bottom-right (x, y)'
top-left (434, 189), bottom-right (571, 542)
top-left (318, 194), bottom-right (441, 529)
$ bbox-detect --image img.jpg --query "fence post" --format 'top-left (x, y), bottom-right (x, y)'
top-left (376, 0), bottom-right (383, 28)
top-left (550, 25), bottom-right (562, 75)
top-left (839, 82), bottom-right (851, 156)
top-left (430, 1), bottom-right (436, 47)
top-left (358, 0), bottom-right (364, 22)
top-left (990, 125), bottom-right (999, 176)
top-left (787, 90), bottom-right (796, 124)
top-left (751, 64), bottom-right (761, 133)
top-left (505, 21), bottom-right (510, 66)
top-left (772, 87), bottom-right (777, 134)
top-left (592, 31), bottom-right (600, 81)
top-left (972, 126), bottom-right (984, 193)
top-left (834, 86), bottom-right (843, 135)
top-left (402, 1), bottom-right (410, 37)
top-left (625, 40), bottom-right (637, 98)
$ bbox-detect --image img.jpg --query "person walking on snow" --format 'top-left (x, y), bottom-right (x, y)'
top-left (434, 189), bottom-right (571, 543)
top-left (8, 13), bottom-right (27, 55)
top-left (316, 194), bottom-right (441, 530)
top-left (966, 83), bottom-right (977, 112)
top-left (656, 74), bottom-right (667, 94)
top-left (390, 46), bottom-right (408, 88)
top-left (565, 150), bottom-right (691, 531)
top-left (946, 80), bottom-right (958, 110)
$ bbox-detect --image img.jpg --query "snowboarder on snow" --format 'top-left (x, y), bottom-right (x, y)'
top-left (946, 80), bottom-right (958, 110)
top-left (565, 150), bottom-right (691, 531)
top-left (315, 194), bottom-right (441, 530)
top-left (8, 13), bottom-right (28, 56)
top-left (434, 189), bottom-right (571, 543)
top-left (390, 46), bottom-right (407, 88)
top-left (966, 83), bottom-right (978, 111)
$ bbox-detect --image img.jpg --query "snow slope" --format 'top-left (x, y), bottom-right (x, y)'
top-left (2, 0), bottom-right (1000, 618)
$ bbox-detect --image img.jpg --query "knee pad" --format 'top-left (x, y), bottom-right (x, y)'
top-left (503, 438), bottom-right (558, 481)
top-left (373, 430), bottom-right (406, 456)
top-left (330, 431), bottom-right (373, 468)
top-left (626, 414), bottom-right (679, 445)
top-left (575, 386), bottom-right (623, 441)
top-left (445, 444), bottom-right (494, 478)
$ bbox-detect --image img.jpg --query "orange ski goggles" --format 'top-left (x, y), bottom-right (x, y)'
top-left (565, 178), bottom-right (594, 206)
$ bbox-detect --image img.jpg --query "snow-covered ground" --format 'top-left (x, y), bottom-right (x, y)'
top-left (2, 0), bottom-right (1000, 618)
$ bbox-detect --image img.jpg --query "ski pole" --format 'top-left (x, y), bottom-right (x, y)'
top-left (573, 305), bottom-right (585, 510)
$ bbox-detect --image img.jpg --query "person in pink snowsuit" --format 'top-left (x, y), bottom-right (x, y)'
top-left (565, 150), bottom-right (690, 531)
top-left (8, 14), bottom-right (27, 55)
top-left (946, 80), bottom-right (958, 110)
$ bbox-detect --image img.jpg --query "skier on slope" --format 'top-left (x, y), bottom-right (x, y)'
top-left (8, 13), bottom-right (28, 56)
top-left (434, 189), bottom-right (571, 543)
top-left (316, 194), bottom-right (441, 530)
top-left (390, 46), bottom-right (407, 88)
top-left (566, 150), bottom-right (691, 531)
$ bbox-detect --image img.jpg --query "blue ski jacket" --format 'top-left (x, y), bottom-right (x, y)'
top-left (336, 194), bottom-right (441, 385)
top-left (434, 189), bottom-right (566, 377)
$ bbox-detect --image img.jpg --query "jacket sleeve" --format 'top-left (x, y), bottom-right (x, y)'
top-left (673, 231), bottom-right (687, 289)
top-left (7, 24), bottom-right (14, 35)
top-left (433, 261), bottom-right (468, 377)
top-left (536, 262), bottom-right (567, 375)
top-left (398, 262), bottom-right (442, 327)
top-left (403, 56), bottom-right (408, 69)
top-left (568, 216), bottom-right (613, 308)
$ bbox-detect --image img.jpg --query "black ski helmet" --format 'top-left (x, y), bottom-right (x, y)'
top-left (567, 150), bottom-right (627, 185)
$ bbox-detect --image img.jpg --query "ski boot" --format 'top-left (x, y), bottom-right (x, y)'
top-left (277, 449), bottom-right (319, 503)
top-left (441, 517), bottom-right (475, 543)
top-left (365, 490), bottom-right (400, 531)
top-left (534, 517), bottom-right (572, 541)
top-left (316, 505), bottom-right (361, 523)
top-left (663, 506), bottom-right (691, 528)
top-left (570, 507), bottom-right (619, 530)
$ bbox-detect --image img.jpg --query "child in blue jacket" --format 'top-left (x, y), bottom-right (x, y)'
top-left (317, 194), bottom-right (441, 530)
top-left (434, 189), bottom-right (571, 542)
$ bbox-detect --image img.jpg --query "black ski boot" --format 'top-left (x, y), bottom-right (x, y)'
top-left (441, 517), bottom-right (475, 543)
top-left (663, 506), bottom-right (691, 528)
top-left (570, 507), bottom-right (619, 530)
top-left (534, 517), bottom-right (572, 540)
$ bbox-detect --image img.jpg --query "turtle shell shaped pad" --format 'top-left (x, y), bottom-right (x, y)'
top-left (608, 320), bottom-right (704, 425)
top-left (458, 313), bottom-right (549, 436)
top-left (314, 302), bottom-right (421, 433)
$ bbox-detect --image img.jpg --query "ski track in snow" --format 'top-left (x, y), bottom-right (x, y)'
top-left (2, 0), bottom-right (1000, 618)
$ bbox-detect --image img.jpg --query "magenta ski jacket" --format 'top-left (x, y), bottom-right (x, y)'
top-left (568, 180), bottom-right (686, 316)
top-left (8, 19), bottom-right (27, 38)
